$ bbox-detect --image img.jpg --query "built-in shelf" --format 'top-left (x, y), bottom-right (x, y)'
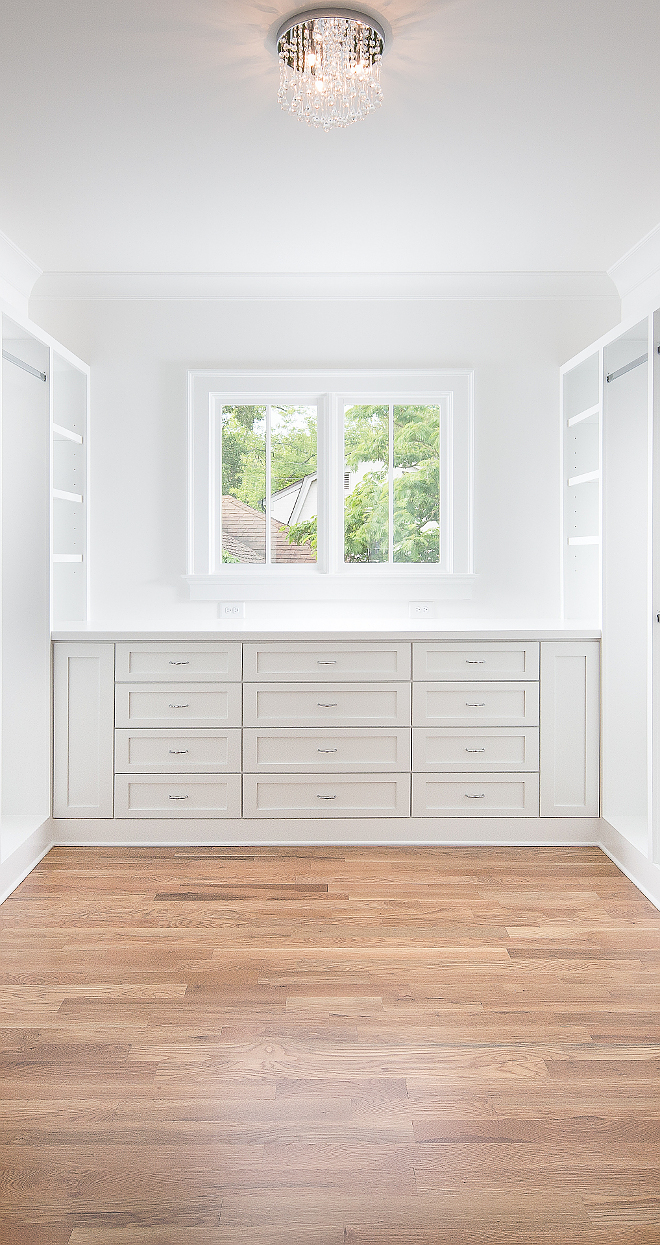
top-left (567, 404), bottom-right (600, 428)
top-left (567, 470), bottom-right (599, 488)
top-left (53, 488), bottom-right (83, 504)
top-left (53, 553), bottom-right (83, 563)
top-left (52, 423), bottom-right (83, 445)
top-left (568, 536), bottom-right (599, 546)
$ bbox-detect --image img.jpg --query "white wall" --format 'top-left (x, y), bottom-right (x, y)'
top-left (29, 291), bottom-right (619, 627)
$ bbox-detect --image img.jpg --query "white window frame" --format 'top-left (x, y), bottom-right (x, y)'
top-left (186, 369), bottom-right (474, 601)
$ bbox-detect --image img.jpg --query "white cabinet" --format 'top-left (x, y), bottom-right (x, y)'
top-left (243, 641), bottom-right (410, 681)
top-left (412, 773), bottom-right (539, 817)
top-left (243, 773), bottom-right (411, 818)
top-left (53, 643), bottom-right (115, 817)
top-left (115, 641), bottom-right (241, 682)
top-left (413, 682), bottom-right (539, 728)
top-left (413, 643), bottom-right (539, 681)
top-left (243, 683), bottom-right (411, 728)
top-left (540, 642), bottom-right (600, 817)
top-left (53, 634), bottom-right (600, 825)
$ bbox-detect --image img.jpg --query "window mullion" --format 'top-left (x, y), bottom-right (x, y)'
top-left (265, 404), bottom-right (272, 565)
top-left (388, 402), bottom-right (394, 563)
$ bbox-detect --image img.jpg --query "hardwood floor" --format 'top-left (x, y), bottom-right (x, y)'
top-left (2, 845), bottom-right (660, 1244)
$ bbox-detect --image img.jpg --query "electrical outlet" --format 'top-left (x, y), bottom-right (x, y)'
top-left (219, 602), bottom-right (245, 619)
top-left (409, 601), bottom-right (433, 618)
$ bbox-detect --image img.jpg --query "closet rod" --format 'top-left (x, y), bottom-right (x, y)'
top-left (2, 348), bottom-right (47, 382)
top-left (606, 353), bottom-right (648, 384)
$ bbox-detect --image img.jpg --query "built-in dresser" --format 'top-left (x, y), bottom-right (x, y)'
top-left (52, 634), bottom-right (600, 822)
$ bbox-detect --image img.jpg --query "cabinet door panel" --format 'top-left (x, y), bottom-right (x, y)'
top-left (243, 683), bottom-right (411, 728)
top-left (243, 728), bottom-right (410, 772)
top-left (243, 773), bottom-right (410, 817)
top-left (243, 642), bottom-right (410, 681)
top-left (413, 728), bottom-right (538, 772)
top-left (115, 684), bottom-right (242, 728)
top-left (115, 642), bottom-right (241, 682)
top-left (413, 643), bottom-right (539, 681)
top-left (413, 682), bottom-right (538, 727)
top-left (53, 642), bottom-right (115, 817)
top-left (114, 729), bottom-right (241, 774)
top-left (540, 642), bottom-right (600, 816)
top-left (412, 773), bottom-right (539, 817)
top-left (114, 774), bottom-right (241, 817)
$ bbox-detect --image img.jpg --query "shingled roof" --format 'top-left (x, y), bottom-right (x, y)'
top-left (221, 495), bottom-right (315, 564)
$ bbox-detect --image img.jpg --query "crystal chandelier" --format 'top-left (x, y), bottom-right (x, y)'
top-left (276, 7), bottom-right (386, 131)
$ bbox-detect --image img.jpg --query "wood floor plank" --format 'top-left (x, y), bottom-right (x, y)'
top-left (2, 845), bottom-right (660, 1242)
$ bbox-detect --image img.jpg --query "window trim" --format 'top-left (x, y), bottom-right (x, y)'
top-left (186, 369), bottom-right (474, 597)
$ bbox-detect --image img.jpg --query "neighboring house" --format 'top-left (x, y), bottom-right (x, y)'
top-left (221, 494), bottom-right (315, 564)
top-left (269, 472), bottom-right (318, 525)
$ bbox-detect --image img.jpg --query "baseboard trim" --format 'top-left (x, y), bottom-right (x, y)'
top-left (5, 818), bottom-right (659, 913)
top-left (598, 818), bottom-right (660, 912)
top-left (0, 817), bottom-right (55, 905)
top-left (52, 815), bottom-right (601, 847)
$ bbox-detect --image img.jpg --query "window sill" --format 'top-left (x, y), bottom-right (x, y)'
top-left (185, 572), bottom-right (477, 602)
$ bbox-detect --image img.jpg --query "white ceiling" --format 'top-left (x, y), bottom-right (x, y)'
top-left (1, 0), bottom-right (659, 275)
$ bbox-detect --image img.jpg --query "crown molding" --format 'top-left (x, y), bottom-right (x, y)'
top-left (29, 270), bottom-right (618, 304)
top-left (0, 229), bottom-right (42, 315)
top-left (608, 221), bottom-right (660, 299)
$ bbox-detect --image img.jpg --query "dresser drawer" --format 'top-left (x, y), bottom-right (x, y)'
top-left (413, 727), bottom-right (539, 772)
top-left (114, 774), bottom-right (242, 817)
top-left (413, 682), bottom-right (539, 727)
top-left (243, 641), bottom-right (410, 681)
top-left (243, 683), bottom-right (411, 728)
top-left (413, 642), bottom-right (539, 681)
top-left (115, 684), bottom-right (242, 728)
top-left (115, 642), bottom-right (241, 682)
top-left (412, 772), bottom-right (539, 817)
top-left (243, 727), bottom-right (411, 772)
top-left (243, 773), bottom-right (411, 817)
top-left (115, 728), bottom-right (242, 774)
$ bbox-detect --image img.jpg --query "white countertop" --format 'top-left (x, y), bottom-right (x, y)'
top-left (52, 621), bottom-right (601, 642)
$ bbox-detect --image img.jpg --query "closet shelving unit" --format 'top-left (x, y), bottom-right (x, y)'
top-left (560, 350), bottom-right (602, 620)
top-left (0, 306), bottom-right (89, 874)
top-left (51, 350), bottom-right (88, 622)
top-left (561, 311), bottom-right (658, 865)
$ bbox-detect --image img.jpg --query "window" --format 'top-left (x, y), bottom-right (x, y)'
top-left (187, 370), bottom-right (473, 599)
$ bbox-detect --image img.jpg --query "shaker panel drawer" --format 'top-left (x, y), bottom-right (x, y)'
top-left (413, 682), bottom-right (539, 727)
top-left (413, 642), bottom-right (539, 681)
top-left (114, 774), bottom-right (242, 817)
top-left (243, 683), bottom-right (411, 728)
top-left (412, 773), bottom-right (539, 817)
top-left (243, 642), bottom-right (410, 681)
top-left (114, 728), bottom-right (241, 773)
top-left (413, 727), bottom-right (539, 772)
top-left (115, 642), bottom-right (241, 682)
top-left (115, 684), bottom-right (242, 728)
top-left (243, 773), bottom-right (411, 818)
top-left (243, 727), bottom-right (411, 772)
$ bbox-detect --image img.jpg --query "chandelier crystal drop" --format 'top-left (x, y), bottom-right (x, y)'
top-left (277, 8), bottom-right (385, 131)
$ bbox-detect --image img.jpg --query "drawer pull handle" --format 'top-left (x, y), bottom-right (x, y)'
top-left (317, 794), bottom-right (337, 799)
top-left (169, 703), bottom-right (190, 708)
top-left (318, 748), bottom-right (338, 753)
top-left (169, 794), bottom-right (189, 800)
top-left (465, 793), bottom-right (486, 798)
top-left (317, 660), bottom-right (337, 665)
top-left (169, 660), bottom-right (190, 665)
top-left (169, 749), bottom-right (189, 754)
top-left (466, 702), bottom-right (486, 707)
top-left (465, 659), bottom-right (485, 664)
top-left (318, 702), bottom-right (338, 708)
top-left (465, 747), bottom-right (485, 753)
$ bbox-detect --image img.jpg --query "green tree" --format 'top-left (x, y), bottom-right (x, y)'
top-left (343, 404), bottom-right (440, 563)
